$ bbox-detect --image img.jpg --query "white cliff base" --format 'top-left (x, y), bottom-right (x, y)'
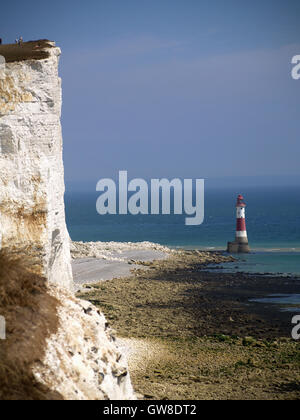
top-left (34, 287), bottom-right (135, 400)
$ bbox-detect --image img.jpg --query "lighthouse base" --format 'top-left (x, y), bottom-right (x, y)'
top-left (227, 241), bottom-right (250, 254)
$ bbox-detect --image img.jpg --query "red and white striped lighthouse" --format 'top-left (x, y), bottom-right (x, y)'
top-left (227, 194), bottom-right (250, 253)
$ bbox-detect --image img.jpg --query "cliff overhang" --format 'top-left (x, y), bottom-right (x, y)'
top-left (0, 40), bottom-right (54, 63)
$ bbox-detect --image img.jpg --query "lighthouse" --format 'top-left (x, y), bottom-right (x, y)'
top-left (227, 194), bottom-right (250, 253)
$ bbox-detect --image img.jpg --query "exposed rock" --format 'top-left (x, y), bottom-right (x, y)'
top-left (33, 286), bottom-right (135, 400)
top-left (242, 336), bottom-right (257, 347)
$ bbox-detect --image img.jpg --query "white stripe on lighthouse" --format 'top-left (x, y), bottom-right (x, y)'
top-left (236, 207), bottom-right (245, 218)
top-left (236, 231), bottom-right (248, 238)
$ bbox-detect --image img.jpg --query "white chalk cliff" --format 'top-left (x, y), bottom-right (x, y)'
top-left (0, 42), bottom-right (135, 400)
top-left (0, 42), bottom-right (72, 289)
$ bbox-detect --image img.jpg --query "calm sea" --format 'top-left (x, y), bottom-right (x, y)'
top-left (65, 186), bottom-right (300, 275)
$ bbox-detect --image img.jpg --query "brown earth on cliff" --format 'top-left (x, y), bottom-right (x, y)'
top-left (0, 40), bottom-right (53, 63)
top-left (0, 250), bottom-right (62, 400)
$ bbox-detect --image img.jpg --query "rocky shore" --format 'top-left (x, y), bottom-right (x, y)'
top-left (77, 247), bottom-right (300, 400)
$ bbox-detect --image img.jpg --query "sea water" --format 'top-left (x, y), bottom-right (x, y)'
top-left (65, 185), bottom-right (300, 276)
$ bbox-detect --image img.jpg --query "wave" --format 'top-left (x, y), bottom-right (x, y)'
top-left (171, 245), bottom-right (300, 253)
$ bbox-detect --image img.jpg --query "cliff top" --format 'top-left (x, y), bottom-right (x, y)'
top-left (0, 40), bottom-right (55, 63)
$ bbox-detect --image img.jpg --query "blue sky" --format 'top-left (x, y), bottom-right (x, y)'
top-left (2, 0), bottom-right (300, 186)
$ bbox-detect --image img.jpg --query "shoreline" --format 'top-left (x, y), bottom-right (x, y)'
top-left (71, 240), bottom-right (300, 254)
top-left (172, 244), bottom-right (300, 251)
top-left (71, 242), bottom-right (300, 288)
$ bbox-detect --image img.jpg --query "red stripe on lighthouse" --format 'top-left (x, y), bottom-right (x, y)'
top-left (236, 218), bottom-right (246, 232)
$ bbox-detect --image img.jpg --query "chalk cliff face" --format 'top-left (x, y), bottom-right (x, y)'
top-left (0, 42), bottom-right (136, 400)
top-left (0, 42), bottom-right (72, 289)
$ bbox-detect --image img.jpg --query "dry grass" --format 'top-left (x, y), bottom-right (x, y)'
top-left (0, 40), bottom-right (53, 63)
top-left (0, 249), bottom-right (62, 400)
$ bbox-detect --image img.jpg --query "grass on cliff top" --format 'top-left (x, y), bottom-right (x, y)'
top-left (0, 40), bottom-right (53, 63)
